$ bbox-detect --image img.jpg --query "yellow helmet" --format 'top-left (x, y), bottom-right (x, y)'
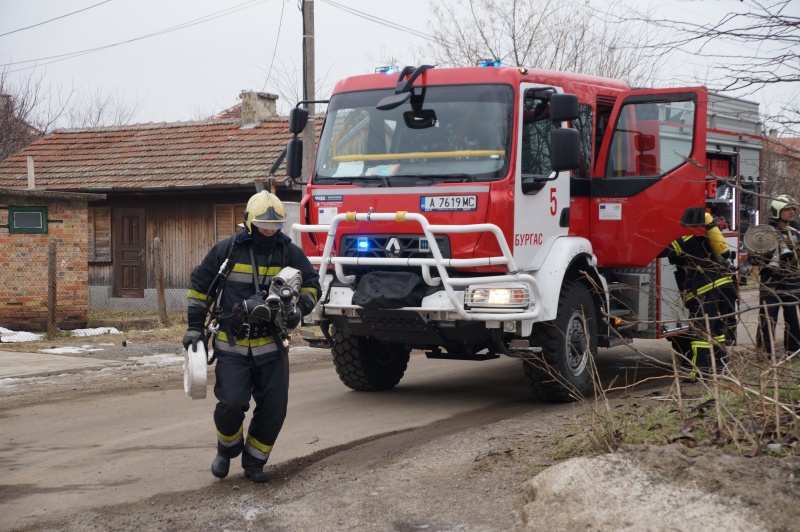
top-left (244, 191), bottom-right (286, 233)
top-left (770, 194), bottom-right (796, 220)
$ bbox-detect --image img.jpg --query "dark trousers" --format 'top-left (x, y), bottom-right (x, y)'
top-left (684, 294), bottom-right (727, 373)
top-left (213, 351), bottom-right (289, 469)
top-left (758, 290), bottom-right (800, 355)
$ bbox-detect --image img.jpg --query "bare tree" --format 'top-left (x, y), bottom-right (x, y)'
top-left (629, 0), bottom-right (800, 133)
top-left (64, 87), bottom-right (142, 129)
top-left (256, 56), bottom-right (334, 116)
top-left (421, 0), bottom-right (665, 86)
top-left (0, 69), bottom-right (66, 161)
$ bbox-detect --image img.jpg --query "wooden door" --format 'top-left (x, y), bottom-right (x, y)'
top-left (113, 208), bottom-right (146, 298)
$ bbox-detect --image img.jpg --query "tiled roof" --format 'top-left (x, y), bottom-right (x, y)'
top-left (0, 118), bottom-right (297, 191)
top-left (765, 136), bottom-right (800, 160)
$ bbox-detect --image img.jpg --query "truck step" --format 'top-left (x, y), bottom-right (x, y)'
top-left (425, 350), bottom-right (500, 361)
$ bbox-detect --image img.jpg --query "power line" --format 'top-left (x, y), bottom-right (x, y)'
top-left (262, 0), bottom-right (288, 91)
top-left (5, 0), bottom-right (268, 73)
top-left (0, 0), bottom-right (114, 38)
top-left (317, 0), bottom-right (436, 42)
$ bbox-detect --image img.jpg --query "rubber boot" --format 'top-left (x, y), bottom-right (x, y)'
top-left (211, 454), bottom-right (230, 479)
top-left (244, 468), bottom-right (270, 483)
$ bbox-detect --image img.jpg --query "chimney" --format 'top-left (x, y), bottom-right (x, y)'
top-left (27, 155), bottom-right (35, 189)
top-left (240, 91), bottom-right (278, 127)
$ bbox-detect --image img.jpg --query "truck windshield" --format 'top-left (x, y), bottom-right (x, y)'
top-left (315, 84), bottom-right (513, 183)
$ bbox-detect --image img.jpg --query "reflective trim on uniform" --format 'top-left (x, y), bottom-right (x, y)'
top-left (218, 425), bottom-right (244, 447)
top-left (299, 286), bottom-right (319, 302)
top-left (215, 332), bottom-right (280, 357)
top-left (230, 263), bottom-right (284, 276)
top-left (187, 289), bottom-right (211, 303)
top-left (684, 276), bottom-right (733, 302)
top-left (689, 340), bottom-right (710, 379)
top-left (244, 434), bottom-right (273, 461)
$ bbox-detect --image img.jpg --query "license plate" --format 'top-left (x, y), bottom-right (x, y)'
top-left (420, 195), bottom-right (477, 211)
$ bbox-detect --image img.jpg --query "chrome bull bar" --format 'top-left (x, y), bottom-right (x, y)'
top-left (291, 211), bottom-right (542, 321)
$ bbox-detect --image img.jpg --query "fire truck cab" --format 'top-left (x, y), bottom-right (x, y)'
top-left (284, 64), bottom-right (760, 402)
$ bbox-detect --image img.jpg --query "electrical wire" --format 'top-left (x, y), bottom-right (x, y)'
top-left (262, 0), bottom-right (287, 91)
top-left (0, 0), bottom-right (114, 38)
top-left (316, 0), bottom-right (436, 42)
top-left (5, 0), bottom-right (268, 73)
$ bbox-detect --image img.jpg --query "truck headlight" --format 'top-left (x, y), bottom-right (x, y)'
top-left (464, 284), bottom-right (530, 309)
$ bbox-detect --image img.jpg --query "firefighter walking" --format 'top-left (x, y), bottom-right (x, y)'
top-left (184, 191), bottom-right (321, 482)
top-left (662, 214), bottom-right (734, 379)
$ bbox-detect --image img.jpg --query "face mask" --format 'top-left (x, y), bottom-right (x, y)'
top-left (252, 229), bottom-right (281, 247)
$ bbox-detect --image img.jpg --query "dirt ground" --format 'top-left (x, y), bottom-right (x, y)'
top-left (2, 329), bottom-right (800, 531)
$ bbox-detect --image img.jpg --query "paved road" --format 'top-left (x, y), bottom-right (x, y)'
top-left (0, 288), bottom-right (764, 530)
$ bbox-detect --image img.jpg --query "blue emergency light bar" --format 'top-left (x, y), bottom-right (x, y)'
top-left (375, 66), bottom-right (400, 74)
top-left (357, 237), bottom-right (370, 250)
top-left (477, 59), bottom-right (502, 67)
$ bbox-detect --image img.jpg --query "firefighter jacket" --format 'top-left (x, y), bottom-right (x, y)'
top-left (753, 220), bottom-right (800, 291)
top-left (186, 230), bottom-right (321, 361)
top-left (661, 235), bottom-right (732, 303)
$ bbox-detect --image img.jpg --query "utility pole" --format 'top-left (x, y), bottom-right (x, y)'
top-left (301, 0), bottom-right (315, 184)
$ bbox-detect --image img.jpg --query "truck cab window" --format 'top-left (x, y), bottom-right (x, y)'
top-left (605, 99), bottom-right (696, 178)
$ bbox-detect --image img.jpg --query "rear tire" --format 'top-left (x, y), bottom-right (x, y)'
top-left (524, 280), bottom-right (597, 403)
top-left (331, 328), bottom-right (410, 391)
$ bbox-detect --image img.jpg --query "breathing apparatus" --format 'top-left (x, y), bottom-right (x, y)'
top-left (705, 212), bottom-right (730, 259)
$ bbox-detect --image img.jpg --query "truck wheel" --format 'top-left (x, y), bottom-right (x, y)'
top-left (331, 328), bottom-right (410, 391)
top-left (524, 280), bottom-right (597, 403)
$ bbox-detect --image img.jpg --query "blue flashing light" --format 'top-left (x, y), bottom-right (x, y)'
top-left (357, 237), bottom-right (370, 251)
top-left (478, 59), bottom-right (503, 67)
top-left (375, 66), bottom-right (400, 74)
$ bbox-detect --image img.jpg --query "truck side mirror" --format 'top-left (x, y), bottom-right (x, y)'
top-left (551, 128), bottom-right (580, 171)
top-left (289, 108), bottom-right (309, 135)
top-left (285, 138), bottom-right (303, 179)
top-left (550, 93), bottom-right (579, 123)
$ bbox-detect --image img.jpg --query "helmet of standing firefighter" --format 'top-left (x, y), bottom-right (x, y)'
top-left (244, 191), bottom-right (286, 233)
top-left (770, 194), bottom-right (797, 220)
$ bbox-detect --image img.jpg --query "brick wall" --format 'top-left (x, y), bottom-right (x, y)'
top-left (0, 191), bottom-right (97, 331)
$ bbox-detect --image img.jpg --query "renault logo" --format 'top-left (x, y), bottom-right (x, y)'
top-left (385, 237), bottom-right (401, 257)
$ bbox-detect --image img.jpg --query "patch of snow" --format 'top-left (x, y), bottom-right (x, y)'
top-left (0, 326), bottom-right (121, 344)
top-left (126, 354), bottom-right (184, 368)
top-left (72, 327), bottom-right (121, 337)
top-left (1, 329), bottom-right (44, 343)
top-left (0, 375), bottom-right (54, 390)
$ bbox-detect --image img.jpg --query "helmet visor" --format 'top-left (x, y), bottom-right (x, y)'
top-left (252, 220), bottom-right (284, 230)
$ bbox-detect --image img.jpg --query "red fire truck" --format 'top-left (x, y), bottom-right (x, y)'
top-left (284, 64), bottom-right (762, 402)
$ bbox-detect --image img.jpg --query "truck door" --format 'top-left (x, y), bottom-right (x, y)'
top-left (589, 88), bottom-right (708, 268)
top-left (514, 84), bottom-right (571, 270)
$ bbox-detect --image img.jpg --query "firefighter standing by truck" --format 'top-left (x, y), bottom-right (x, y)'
top-left (753, 194), bottom-right (800, 359)
top-left (661, 214), bottom-right (734, 379)
top-left (183, 191), bottom-right (320, 482)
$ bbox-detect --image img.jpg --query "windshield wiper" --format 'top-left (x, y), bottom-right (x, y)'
top-left (436, 173), bottom-right (477, 183)
top-left (332, 176), bottom-right (390, 187)
top-left (390, 174), bottom-right (478, 185)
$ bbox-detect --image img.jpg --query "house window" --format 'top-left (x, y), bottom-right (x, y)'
top-left (9, 206), bottom-right (47, 234)
top-left (88, 207), bottom-right (112, 262)
top-left (215, 203), bottom-right (247, 241)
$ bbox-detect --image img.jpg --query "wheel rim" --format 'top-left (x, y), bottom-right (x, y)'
top-left (371, 339), bottom-right (400, 367)
top-left (565, 310), bottom-right (589, 376)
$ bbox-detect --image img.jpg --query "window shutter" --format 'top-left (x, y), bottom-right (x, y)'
top-left (89, 207), bottom-right (112, 262)
top-left (215, 204), bottom-right (246, 241)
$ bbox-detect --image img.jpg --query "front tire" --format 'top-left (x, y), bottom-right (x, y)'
top-left (524, 280), bottom-right (597, 403)
top-left (331, 328), bottom-right (410, 391)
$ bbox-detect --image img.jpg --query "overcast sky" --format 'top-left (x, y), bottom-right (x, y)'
top-left (1, 0), bottom-right (797, 128)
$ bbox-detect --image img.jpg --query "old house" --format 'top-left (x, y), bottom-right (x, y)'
top-left (0, 187), bottom-right (105, 330)
top-left (0, 92), bottom-right (312, 314)
top-left (763, 131), bottom-right (800, 208)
